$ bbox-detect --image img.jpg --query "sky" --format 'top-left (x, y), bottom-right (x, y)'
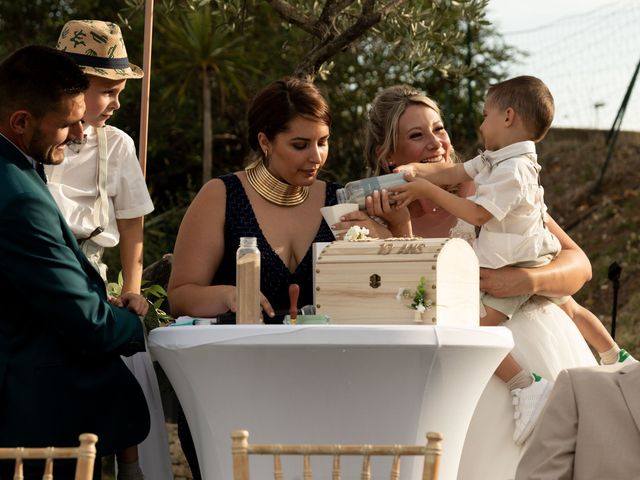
top-left (485, 0), bottom-right (640, 132)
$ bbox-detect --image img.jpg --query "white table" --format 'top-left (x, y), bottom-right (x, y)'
top-left (149, 325), bottom-right (512, 480)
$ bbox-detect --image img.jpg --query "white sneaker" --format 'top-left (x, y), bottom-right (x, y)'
top-left (600, 348), bottom-right (638, 366)
top-left (511, 374), bottom-right (553, 446)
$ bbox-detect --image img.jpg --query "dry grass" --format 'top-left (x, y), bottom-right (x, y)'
top-left (538, 128), bottom-right (640, 357)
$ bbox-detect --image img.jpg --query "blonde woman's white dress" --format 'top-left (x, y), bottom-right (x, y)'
top-left (449, 221), bottom-right (597, 480)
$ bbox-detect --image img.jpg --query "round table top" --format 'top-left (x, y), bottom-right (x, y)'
top-left (149, 324), bottom-right (514, 350)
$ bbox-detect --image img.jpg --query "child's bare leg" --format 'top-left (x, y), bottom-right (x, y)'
top-left (558, 297), bottom-right (615, 352)
top-left (116, 446), bottom-right (144, 480)
top-left (482, 306), bottom-right (529, 385)
top-left (558, 297), bottom-right (636, 365)
top-left (480, 305), bottom-right (508, 327)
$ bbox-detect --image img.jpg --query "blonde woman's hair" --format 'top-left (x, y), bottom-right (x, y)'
top-left (365, 85), bottom-right (457, 176)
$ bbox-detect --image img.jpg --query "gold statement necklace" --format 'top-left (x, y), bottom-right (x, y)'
top-left (245, 160), bottom-right (309, 206)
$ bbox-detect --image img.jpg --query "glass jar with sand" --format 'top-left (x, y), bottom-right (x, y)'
top-left (236, 237), bottom-right (261, 324)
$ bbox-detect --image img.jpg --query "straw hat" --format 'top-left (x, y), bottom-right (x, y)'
top-left (56, 20), bottom-right (143, 80)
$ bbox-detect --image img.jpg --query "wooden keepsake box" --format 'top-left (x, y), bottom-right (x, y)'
top-left (314, 238), bottom-right (479, 326)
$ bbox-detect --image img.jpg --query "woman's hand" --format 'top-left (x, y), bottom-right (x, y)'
top-left (365, 189), bottom-right (412, 237)
top-left (259, 292), bottom-right (275, 320)
top-left (332, 208), bottom-right (392, 239)
top-left (480, 216), bottom-right (592, 298)
top-left (219, 285), bottom-right (276, 321)
top-left (479, 266), bottom-right (534, 298)
top-left (331, 189), bottom-right (412, 238)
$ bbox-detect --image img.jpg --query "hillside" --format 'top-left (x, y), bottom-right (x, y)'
top-left (537, 128), bottom-right (640, 357)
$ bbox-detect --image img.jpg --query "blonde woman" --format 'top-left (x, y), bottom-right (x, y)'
top-left (336, 85), bottom-right (597, 479)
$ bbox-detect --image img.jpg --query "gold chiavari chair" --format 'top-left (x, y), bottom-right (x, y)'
top-left (0, 433), bottom-right (97, 480)
top-left (231, 430), bottom-right (442, 480)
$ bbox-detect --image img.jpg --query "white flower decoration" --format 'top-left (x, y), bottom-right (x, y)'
top-left (344, 225), bottom-right (370, 241)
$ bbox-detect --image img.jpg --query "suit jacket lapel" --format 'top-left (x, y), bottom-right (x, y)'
top-left (619, 364), bottom-right (640, 434)
top-left (35, 161), bottom-right (47, 182)
top-left (0, 136), bottom-right (106, 294)
top-left (0, 135), bottom-right (47, 186)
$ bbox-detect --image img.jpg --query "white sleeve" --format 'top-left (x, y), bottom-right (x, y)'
top-left (473, 162), bottom-right (524, 221)
top-left (111, 131), bottom-right (154, 219)
top-left (463, 155), bottom-right (484, 179)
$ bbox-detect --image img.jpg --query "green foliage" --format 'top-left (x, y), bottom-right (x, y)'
top-left (398, 276), bottom-right (433, 312)
top-left (155, 1), bottom-right (256, 106)
top-left (0, 0), bottom-right (127, 58)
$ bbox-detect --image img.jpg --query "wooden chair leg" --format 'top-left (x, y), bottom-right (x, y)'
top-left (13, 455), bottom-right (24, 480)
top-left (274, 454), bottom-right (283, 480)
top-left (232, 430), bottom-right (250, 480)
top-left (361, 454), bottom-right (371, 480)
top-left (303, 454), bottom-right (312, 480)
top-left (390, 454), bottom-right (400, 480)
top-left (422, 432), bottom-right (443, 480)
top-left (43, 452), bottom-right (54, 480)
top-left (332, 454), bottom-right (341, 480)
top-left (75, 433), bottom-right (98, 480)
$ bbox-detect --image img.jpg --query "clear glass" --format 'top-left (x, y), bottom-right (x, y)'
top-left (335, 172), bottom-right (406, 208)
top-left (236, 237), bottom-right (261, 324)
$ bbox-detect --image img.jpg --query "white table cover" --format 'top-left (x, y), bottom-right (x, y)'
top-left (150, 325), bottom-right (513, 480)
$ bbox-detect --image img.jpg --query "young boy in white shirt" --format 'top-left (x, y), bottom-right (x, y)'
top-left (391, 75), bottom-right (636, 446)
top-left (47, 20), bottom-right (172, 480)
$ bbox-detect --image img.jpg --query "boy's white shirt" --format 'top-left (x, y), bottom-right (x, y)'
top-left (45, 125), bottom-right (154, 248)
top-left (463, 140), bottom-right (560, 269)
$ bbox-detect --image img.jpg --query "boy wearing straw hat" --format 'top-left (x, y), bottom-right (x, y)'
top-left (49, 20), bottom-right (152, 295)
top-left (48, 20), bottom-right (172, 480)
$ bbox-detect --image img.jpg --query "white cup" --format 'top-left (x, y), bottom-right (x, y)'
top-left (320, 203), bottom-right (359, 239)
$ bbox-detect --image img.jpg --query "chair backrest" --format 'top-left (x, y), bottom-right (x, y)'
top-left (231, 430), bottom-right (442, 480)
top-left (0, 433), bottom-right (98, 480)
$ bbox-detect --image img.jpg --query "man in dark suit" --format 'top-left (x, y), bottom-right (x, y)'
top-left (0, 45), bottom-right (150, 478)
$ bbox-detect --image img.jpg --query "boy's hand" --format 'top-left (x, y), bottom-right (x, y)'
top-left (394, 162), bottom-right (434, 178)
top-left (389, 174), bottom-right (434, 209)
top-left (394, 163), bottom-right (419, 177)
top-left (118, 292), bottom-right (150, 316)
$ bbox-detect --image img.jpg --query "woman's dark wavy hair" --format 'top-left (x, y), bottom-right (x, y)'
top-left (247, 77), bottom-right (331, 161)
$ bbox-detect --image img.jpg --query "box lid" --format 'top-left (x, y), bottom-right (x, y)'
top-left (316, 237), bottom-right (449, 263)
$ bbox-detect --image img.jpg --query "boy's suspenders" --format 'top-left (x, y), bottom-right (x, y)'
top-left (80, 126), bottom-right (109, 242)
